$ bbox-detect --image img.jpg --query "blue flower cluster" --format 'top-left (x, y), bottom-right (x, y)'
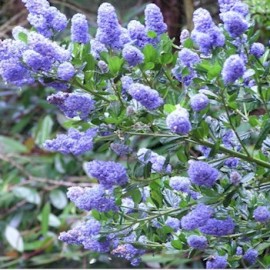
top-left (219, 1), bottom-right (249, 38)
top-left (43, 128), bottom-right (97, 155)
top-left (172, 48), bottom-right (201, 86)
top-left (206, 255), bottom-right (227, 269)
top-left (47, 92), bottom-right (95, 120)
top-left (165, 217), bottom-right (181, 231)
top-left (191, 8), bottom-right (225, 54)
top-left (188, 161), bottom-right (219, 187)
top-left (199, 217), bottom-right (235, 236)
top-left (22, 0), bottom-right (67, 37)
top-left (85, 160), bottom-right (129, 189)
top-left (0, 29), bottom-right (71, 88)
top-left (111, 244), bottom-right (145, 266)
top-left (187, 235), bottom-right (208, 250)
top-left (67, 186), bottom-right (117, 212)
top-left (181, 204), bottom-right (214, 230)
top-left (253, 206), bottom-right (270, 223)
top-left (122, 44), bottom-right (145, 67)
top-left (137, 148), bottom-right (172, 174)
top-left (128, 83), bottom-right (164, 110)
top-left (145, 4), bottom-right (167, 36)
top-left (110, 143), bottom-right (132, 156)
top-left (166, 108), bottom-right (191, 134)
top-left (222, 54), bottom-right (245, 84)
top-left (190, 93), bottom-right (209, 112)
top-left (71, 14), bottom-right (90, 44)
top-left (243, 248), bottom-right (258, 265)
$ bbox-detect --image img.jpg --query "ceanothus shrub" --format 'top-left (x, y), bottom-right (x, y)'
top-left (2, 0), bottom-right (270, 268)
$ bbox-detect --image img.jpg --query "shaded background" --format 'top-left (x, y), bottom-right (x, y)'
top-left (0, 0), bottom-right (269, 269)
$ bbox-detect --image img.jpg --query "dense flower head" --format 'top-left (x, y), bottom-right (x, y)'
top-left (83, 238), bottom-right (111, 253)
top-left (243, 248), bottom-right (258, 265)
top-left (47, 92), bottom-right (95, 120)
top-left (181, 204), bottom-right (214, 230)
top-left (230, 171), bottom-right (241, 185)
top-left (67, 185), bottom-right (117, 212)
top-left (222, 54), bottom-right (245, 84)
top-left (0, 39), bottom-right (26, 61)
top-left (169, 176), bottom-right (190, 193)
top-left (111, 244), bottom-right (145, 266)
top-left (127, 20), bottom-right (149, 48)
top-left (137, 148), bottom-right (171, 174)
top-left (231, 2), bottom-right (249, 17)
top-left (28, 32), bottom-right (71, 63)
top-left (191, 8), bottom-right (225, 54)
top-left (222, 130), bottom-right (239, 149)
top-left (188, 161), bottom-right (219, 187)
top-left (224, 157), bottom-right (239, 168)
top-left (59, 218), bottom-right (101, 246)
top-left (71, 13), bottom-right (90, 44)
top-left (85, 160), bottom-right (128, 188)
top-left (193, 8), bottom-right (214, 32)
top-left (43, 128), bottom-right (97, 155)
top-left (253, 206), bottom-right (270, 223)
top-left (22, 0), bottom-right (50, 14)
top-left (22, 49), bottom-right (52, 71)
top-left (166, 108), bottom-right (191, 135)
top-left (121, 75), bottom-right (134, 96)
top-left (144, 4), bottom-right (167, 36)
top-left (120, 27), bottom-right (131, 45)
top-left (122, 44), bottom-right (144, 67)
top-left (178, 48), bottom-right (201, 68)
top-left (128, 83), bottom-right (163, 110)
top-left (190, 93), bottom-right (209, 112)
top-left (0, 59), bottom-right (34, 86)
top-left (180, 29), bottom-right (190, 44)
top-left (110, 143), bottom-right (132, 156)
top-left (199, 217), bottom-right (235, 236)
top-left (206, 255), bottom-right (227, 269)
top-left (57, 62), bottom-right (75, 81)
top-left (90, 39), bottom-right (108, 59)
top-left (96, 60), bottom-right (108, 73)
top-left (236, 246), bottom-right (243, 255)
top-left (96, 3), bottom-right (122, 49)
top-left (165, 217), bottom-right (181, 231)
top-left (218, 0), bottom-right (241, 13)
top-left (221, 11), bottom-right (248, 37)
top-left (187, 235), bottom-right (208, 250)
top-left (191, 27), bottom-right (225, 55)
top-left (250, 42), bottom-right (265, 58)
top-left (23, 0), bottom-right (67, 37)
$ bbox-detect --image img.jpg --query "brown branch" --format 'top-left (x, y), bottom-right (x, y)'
top-left (0, 153), bottom-right (95, 188)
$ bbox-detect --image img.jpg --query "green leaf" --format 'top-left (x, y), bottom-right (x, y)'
top-left (143, 44), bottom-right (158, 63)
top-left (147, 30), bottom-right (157, 38)
top-left (150, 190), bottom-right (163, 208)
top-left (255, 119), bottom-right (270, 149)
top-left (5, 226), bottom-right (24, 252)
top-left (164, 104), bottom-right (176, 113)
top-left (34, 115), bottom-right (53, 145)
top-left (131, 188), bottom-right (142, 204)
top-left (108, 56), bottom-right (124, 75)
top-left (49, 189), bottom-right (68, 210)
top-left (171, 239), bottom-right (183, 250)
top-left (12, 187), bottom-right (41, 205)
top-left (41, 203), bottom-right (51, 236)
top-left (0, 136), bottom-right (28, 154)
top-left (18, 32), bottom-right (28, 43)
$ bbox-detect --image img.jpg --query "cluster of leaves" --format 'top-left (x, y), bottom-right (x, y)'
top-left (245, 0), bottom-right (270, 42)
